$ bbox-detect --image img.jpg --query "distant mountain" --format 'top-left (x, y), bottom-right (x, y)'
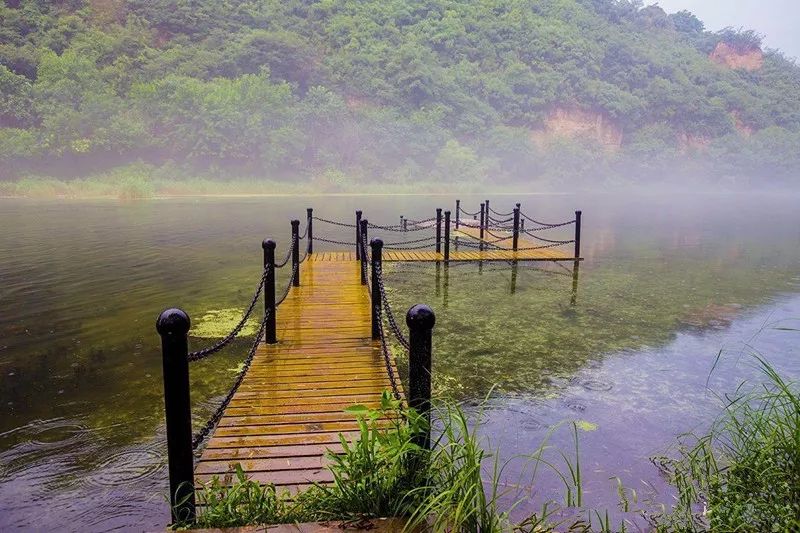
top-left (2, 0), bottom-right (799, 186)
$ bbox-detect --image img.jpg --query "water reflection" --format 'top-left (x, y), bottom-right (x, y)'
top-left (0, 193), bottom-right (799, 529)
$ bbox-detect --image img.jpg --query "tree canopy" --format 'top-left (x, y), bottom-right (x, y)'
top-left (1, 0), bottom-right (799, 186)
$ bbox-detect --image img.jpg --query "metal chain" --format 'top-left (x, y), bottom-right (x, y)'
top-left (277, 262), bottom-right (297, 305)
top-left (275, 239), bottom-right (295, 268)
top-left (522, 231), bottom-right (574, 245)
top-left (488, 206), bottom-right (515, 217)
top-left (192, 314), bottom-right (267, 450)
top-left (458, 206), bottom-right (481, 217)
top-left (368, 222), bottom-right (432, 232)
top-left (187, 267), bottom-right (269, 362)
top-left (487, 215), bottom-right (514, 225)
top-left (375, 299), bottom-right (403, 402)
top-left (382, 235), bottom-right (437, 246)
top-left (315, 236), bottom-right (357, 246)
top-left (383, 242), bottom-right (438, 250)
top-left (519, 211), bottom-right (576, 228)
top-left (312, 216), bottom-right (357, 228)
top-left (375, 264), bottom-right (410, 350)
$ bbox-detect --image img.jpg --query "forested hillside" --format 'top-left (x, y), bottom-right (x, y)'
top-left (2, 0), bottom-right (800, 191)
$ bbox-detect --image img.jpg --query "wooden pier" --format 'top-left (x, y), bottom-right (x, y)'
top-left (194, 258), bottom-right (400, 492)
top-left (156, 200), bottom-right (582, 522)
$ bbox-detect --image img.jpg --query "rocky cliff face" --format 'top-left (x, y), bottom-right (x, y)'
top-left (709, 42), bottom-right (764, 71)
top-left (530, 107), bottom-right (623, 152)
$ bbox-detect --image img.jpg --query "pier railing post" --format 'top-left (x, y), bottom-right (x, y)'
top-left (485, 199), bottom-right (490, 224)
top-left (360, 219), bottom-right (368, 285)
top-left (512, 207), bottom-right (520, 251)
top-left (370, 238), bottom-right (383, 340)
top-left (263, 239), bottom-right (277, 344)
top-left (156, 308), bottom-right (196, 524)
top-left (291, 219), bottom-right (300, 286)
top-left (355, 210), bottom-right (362, 260)
top-left (403, 217), bottom-right (408, 232)
top-left (435, 208), bottom-right (442, 254)
top-left (479, 203), bottom-right (485, 240)
top-left (455, 200), bottom-right (460, 229)
top-left (406, 304), bottom-right (435, 449)
top-left (307, 208), bottom-right (313, 255)
top-left (574, 210), bottom-right (582, 259)
top-left (443, 210), bottom-right (450, 262)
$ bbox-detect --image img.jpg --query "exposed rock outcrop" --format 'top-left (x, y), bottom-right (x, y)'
top-left (530, 107), bottom-right (623, 152)
top-left (709, 42), bottom-right (764, 71)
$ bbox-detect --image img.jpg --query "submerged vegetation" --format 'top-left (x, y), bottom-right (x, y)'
top-left (2, 1), bottom-right (800, 190)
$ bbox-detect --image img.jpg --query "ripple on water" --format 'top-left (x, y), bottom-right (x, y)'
top-left (84, 447), bottom-right (166, 488)
top-left (29, 419), bottom-right (89, 448)
top-left (581, 379), bottom-right (613, 392)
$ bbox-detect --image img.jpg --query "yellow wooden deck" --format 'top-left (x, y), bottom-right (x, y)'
top-left (195, 258), bottom-right (401, 492)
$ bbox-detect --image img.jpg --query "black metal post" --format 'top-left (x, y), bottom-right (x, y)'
top-left (355, 210), bottom-right (362, 260)
top-left (443, 210), bottom-right (450, 262)
top-left (574, 210), bottom-right (582, 259)
top-left (479, 203), bottom-right (485, 240)
top-left (407, 304), bottom-right (435, 449)
top-left (435, 208), bottom-right (442, 254)
top-left (360, 219), bottom-right (368, 285)
top-left (512, 207), bottom-right (520, 251)
top-left (307, 208), bottom-right (313, 255)
top-left (263, 239), bottom-right (277, 344)
top-left (156, 308), bottom-right (196, 524)
top-left (485, 199), bottom-right (490, 225)
top-left (291, 219), bottom-right (300, 287)
top-left (370, 238), bottom-right (383, 340)
top-left (403, 218), bottom-right (408, 232)
top-left (455, 199), bottom-right (460, 229)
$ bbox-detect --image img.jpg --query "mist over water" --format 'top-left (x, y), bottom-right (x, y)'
top-left (0, 192), bottom-right (799, 529)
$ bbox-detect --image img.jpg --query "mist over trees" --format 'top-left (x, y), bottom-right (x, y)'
top-left (2, 0), bottom-right (800, 189)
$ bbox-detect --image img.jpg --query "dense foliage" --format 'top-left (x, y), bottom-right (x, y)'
top-left (2, 0), bottom-right (799, 188)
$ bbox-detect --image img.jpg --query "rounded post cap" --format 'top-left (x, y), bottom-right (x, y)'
top-left (291, 219), bottom-right (300, 227)
top-left (356, 210), bottom-right (362, 215)
top-left (262, 239), bottom-right (276, 250)
top-left (444, 210), bottom-right (451, 215)
top-left (406, 304), bottom-right (436, 330)
top-left (576, 210), bottom-right (582, 215)
top-left (436, 207), bottom-right (442, 213)
top-left (307, 207), bottom-right (313, 213)
top-left (370, 238), bottom-right (383, 249)
top-left (156, 308), bottom-right (191, 336)
top-left (516, 203), bottom-right (521, 207)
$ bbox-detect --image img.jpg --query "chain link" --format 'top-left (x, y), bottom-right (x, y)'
top-left (458, 206), bottom-right (481, 217)
top-left (275, 239), bottom-right (295, 268)
top-left (192, 314), bottom-right (267, 450)
top-left (519, 211), bottom-right (576, 228)
top-left (375, 264), bottom-right (410, 350)
top-left (488, 206), bottom-right (515, 217)
top-left (382, 235), bottom-right (437, 246)
top-left (368, 222), bottom-right (432, 232)
top-left (315, 235), bottom-right (357, 246)
top-left (187, 267), bottom-right (269, 362)
top-left (312, 216), bottom-right (357, 228)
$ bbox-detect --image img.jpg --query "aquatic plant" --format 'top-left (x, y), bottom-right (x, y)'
top-left (179, 393), bottom-right (597, 532)
top-left (652, 355), bottom-right (800, 532)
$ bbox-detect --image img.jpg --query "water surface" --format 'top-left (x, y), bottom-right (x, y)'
top-left (1, 193), bottom-right (799, 530)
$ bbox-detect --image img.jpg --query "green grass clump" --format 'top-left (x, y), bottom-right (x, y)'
top-left (178, 392), bottom-right (601, 531)
top-left (654, 355), bottom-right (800, 532)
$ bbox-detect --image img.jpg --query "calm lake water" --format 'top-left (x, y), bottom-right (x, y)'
top-left (1, 193), bottom-right (799, 530)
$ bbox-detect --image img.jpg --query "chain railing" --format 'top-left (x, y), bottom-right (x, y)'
top-left (187, 267), bottom-right (269, 362)
top-left (191, 313), bottom-right (267, 449)
top-left (519, 211), bottom-right (576, 228)
top-left (312, 215), bottom-right (356, 228)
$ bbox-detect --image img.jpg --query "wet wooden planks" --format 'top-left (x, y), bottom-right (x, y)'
top-left (195, 258), bottom-right (401, 491)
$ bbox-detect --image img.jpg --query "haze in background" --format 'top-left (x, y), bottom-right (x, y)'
top-left (656, 0), bottom-right (800, 60)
